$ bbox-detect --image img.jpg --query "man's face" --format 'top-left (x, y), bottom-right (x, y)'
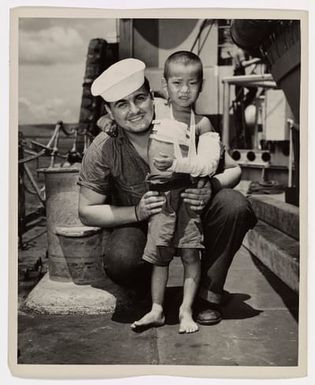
top-left (106, 84), bottom-right (154, 134)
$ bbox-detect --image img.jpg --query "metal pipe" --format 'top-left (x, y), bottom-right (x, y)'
top-left (198, 21), bottom-right (214, 55)
top-left (222, 82), bottom-right (230, 149)
top-left (18, 149), bottom-right (45, 164)
top-left (130, 19), bottom-right (134, 58)
top-left (287, 119), bottom-right (294, 187)
top-left (190, 19), bottom-right (207, 52)
top-left (50, 127), bottom-right (60, 168)
top-left (222, 73), bottom-right (274, 84)
top-left (23, 163), bottom-right (45, 206)
top-left (230, 81), bottom-right (278, 89)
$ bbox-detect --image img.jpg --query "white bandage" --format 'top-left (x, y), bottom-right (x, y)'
top-left (170, 132), bottom-right (220, 177)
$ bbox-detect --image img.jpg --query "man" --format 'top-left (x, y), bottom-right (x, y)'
top-left (78, 58), bottom-right (257, 325)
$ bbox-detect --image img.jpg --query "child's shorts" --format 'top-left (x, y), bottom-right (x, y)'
top-left (143, 187), bottom-right (204, 266)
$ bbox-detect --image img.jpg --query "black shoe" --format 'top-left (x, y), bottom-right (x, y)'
top-left (195, 299), bottom-right (222, 325)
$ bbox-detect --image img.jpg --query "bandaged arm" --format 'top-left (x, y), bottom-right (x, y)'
top-left (170, 132), bottom-right (220, 177)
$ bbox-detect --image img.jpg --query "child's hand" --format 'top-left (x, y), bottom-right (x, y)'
top-left (153, 153), bottom-right (174, 171)
top-left (96, 115), bottom-right (118, 137)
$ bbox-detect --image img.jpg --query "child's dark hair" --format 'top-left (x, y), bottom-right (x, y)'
top-left (163, 51), bottom-right (203, 81)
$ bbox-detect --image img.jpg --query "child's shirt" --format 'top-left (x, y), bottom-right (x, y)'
top-left (151, 98), bottom-right (221, 177)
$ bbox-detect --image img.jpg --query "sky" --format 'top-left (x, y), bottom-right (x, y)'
top-left (18, 18), bottom-right (118, 124)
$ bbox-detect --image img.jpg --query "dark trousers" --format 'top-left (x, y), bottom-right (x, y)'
top-left (103, 189), bottom-right (257, 303)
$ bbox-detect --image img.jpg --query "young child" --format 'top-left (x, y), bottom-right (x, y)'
top-left (131, 51), bottom-right (221, 334)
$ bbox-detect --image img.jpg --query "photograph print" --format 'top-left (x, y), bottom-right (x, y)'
top-left (11, 7), bottom-right (306, 379)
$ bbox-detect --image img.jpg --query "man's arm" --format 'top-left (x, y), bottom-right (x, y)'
top-left (79, 186), bottom-right (165, 228)
top-left (79, 186), bottom-right (137, 227)
top-left (211, 151), bottom-right (242, 192)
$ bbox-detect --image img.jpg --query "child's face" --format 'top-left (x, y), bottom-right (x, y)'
top-left (164, 62), bottom-right (203, 108)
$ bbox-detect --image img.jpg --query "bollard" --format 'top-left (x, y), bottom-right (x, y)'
top-left (24, 165), bottom-right (131, 314)
top-left (40, 166), bottom-right (112, 282)
top-left (55, 225), bottom-right (105, 285)
top-left (39, 166), bottom-right (85, 281)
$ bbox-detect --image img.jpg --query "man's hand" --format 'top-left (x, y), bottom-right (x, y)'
top-left (181, 177), bottom-right (212, 212)
top-left (153, 153), bottom-right (174, 171)
top-left (136, 191), bottom-right (166, 221)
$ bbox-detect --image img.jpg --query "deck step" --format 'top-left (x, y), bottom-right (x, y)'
top-left (243, 220), bottom-right (299, 292)
top-left (248, 195), bottom-right (299, 240)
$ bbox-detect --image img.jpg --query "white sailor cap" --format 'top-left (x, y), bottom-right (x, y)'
top-left (91, 58), bottom-right (146, 102)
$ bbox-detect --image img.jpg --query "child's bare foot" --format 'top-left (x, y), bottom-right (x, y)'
top-left (179, 307), bottom-right (199, 334)
top-left (131, 308), bottom-right (165, 331)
